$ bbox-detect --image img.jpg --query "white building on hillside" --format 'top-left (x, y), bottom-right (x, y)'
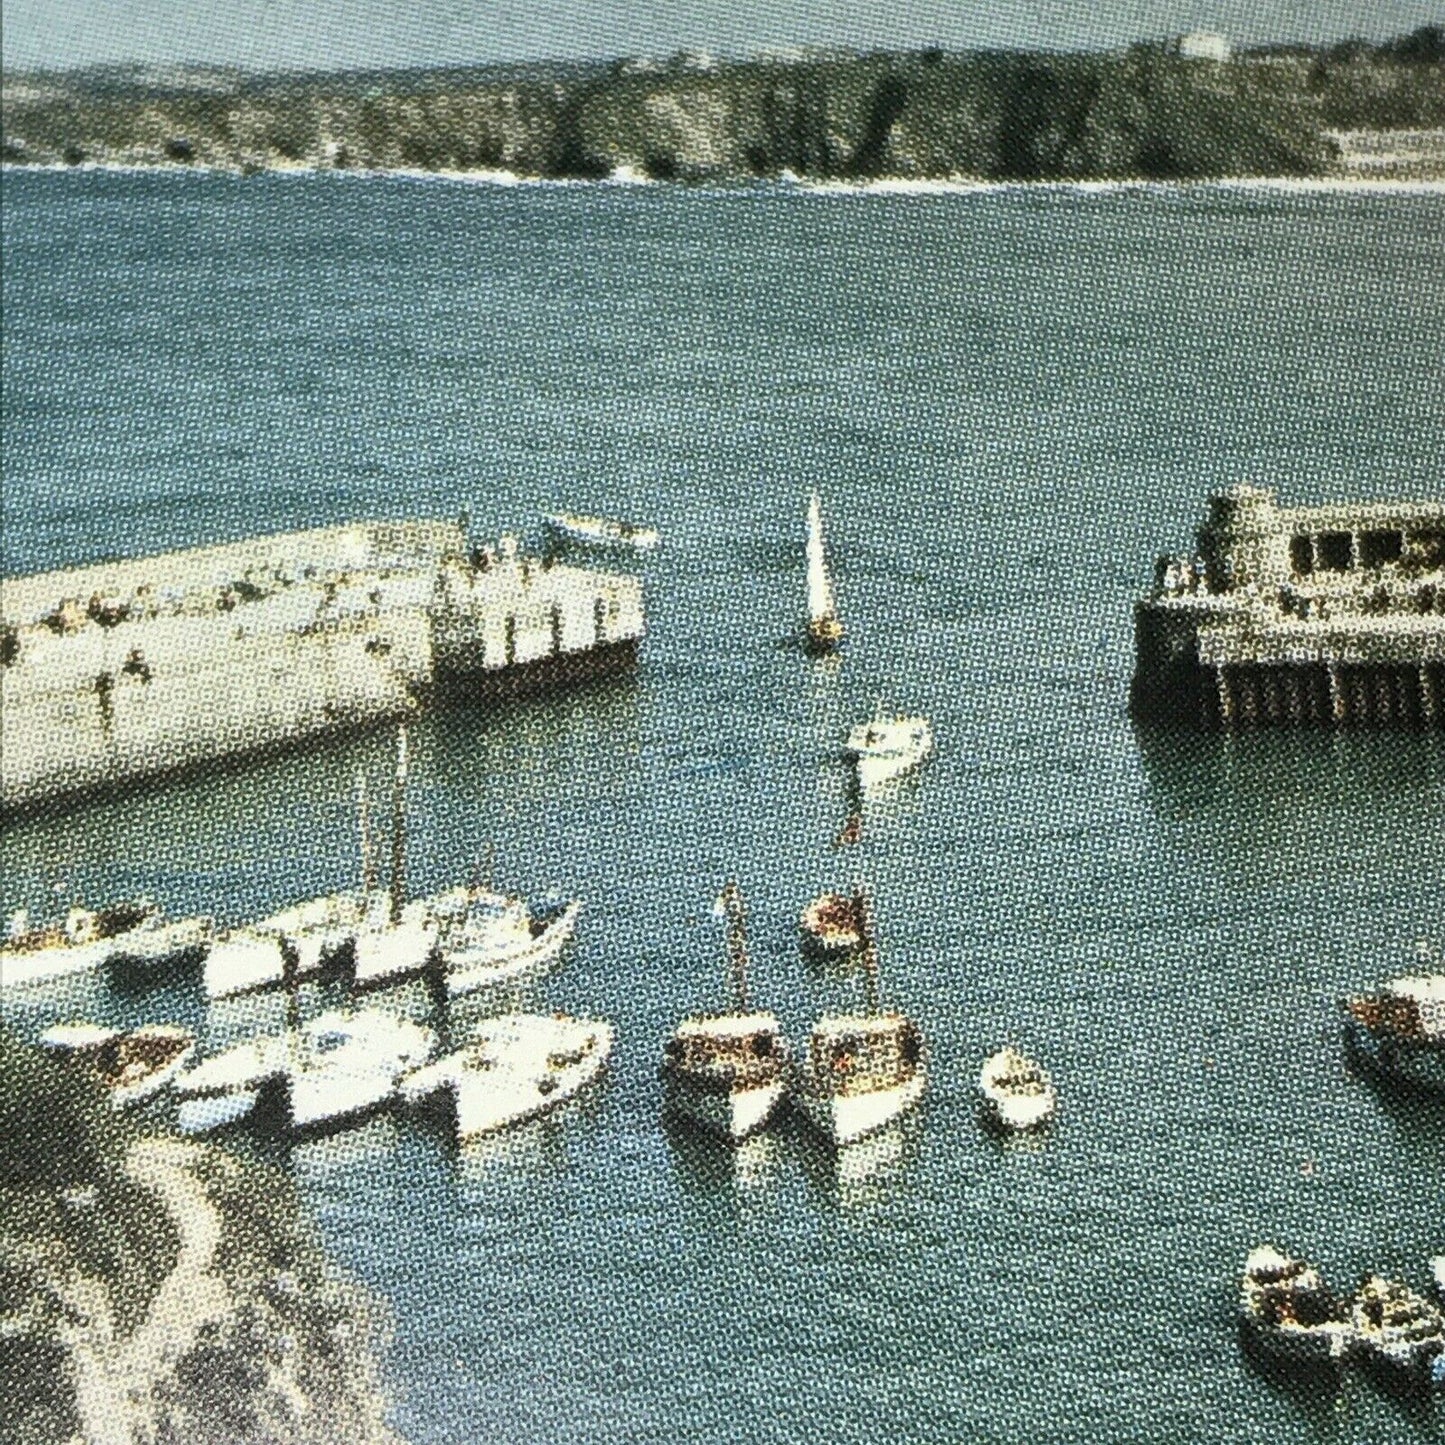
top-left (1177, 31), bottom-right (1232, 62)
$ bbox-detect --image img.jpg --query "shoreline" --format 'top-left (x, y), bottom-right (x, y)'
top-left (5, 158), bottom-right (1444, 196)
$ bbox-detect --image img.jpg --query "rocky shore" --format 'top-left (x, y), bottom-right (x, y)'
top-left (3, 30), bottom-right (1444, 184)
top-left (0, 1034), bottom-right (402, 1445)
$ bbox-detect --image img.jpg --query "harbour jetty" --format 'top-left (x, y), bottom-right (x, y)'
top-left (1131, 486), bottom-right (1445, 729)
top-left (0, 519), bottom-right (644, 811)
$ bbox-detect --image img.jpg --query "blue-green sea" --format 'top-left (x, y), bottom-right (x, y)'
top-left (3, 169), bottom-right (1444, 1444)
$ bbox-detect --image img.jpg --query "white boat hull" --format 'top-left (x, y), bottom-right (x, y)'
top-left (203, 931), bottom-right (289, 999)
top-left (353, 919), bottom-right (439, 986)
top-left (664, 1074), bottom-right (787, 1142)
top-left (794, 1068), bottom-right (927, 1147)
top-left (980, 1085), bottom-right (1057, 1132)
top-left (112, 1042), bottom-right (197, 1110)
top-left (176, 1088), bottom-right (260, 1135)
top-left (111, 915), bottom-right (214, 966)
top-left (443, 903), bottom-right (580, 997)
top-left (1, 935), bottom-right (118, 988)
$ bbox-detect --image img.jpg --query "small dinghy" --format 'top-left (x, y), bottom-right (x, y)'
top-left (399, 1012), bottom-right (614, 1141)
top-left (1341, 972), bottom-right (1445, 1095)
top-left (543, 511), bottom-right (659, 552)
top-left (793, 885), bottom-right (926, 1147)
top-left (1350, 1274), bottom-right (1445, 1381)
top-left (1237, 1246), bottom-right (1352, 1372)
top-left (844, 708), bottom-right (933, 789)
top-left (803, 491), bottom-right (843, 654)
top-left (109, 911), bottom-right (214, 969)
top-left (174, 1007), bottom-right (434, 1135)
top-left (39, 1021), bottom-right (197, 1110)
top-left (439, 894), bottom-right (581, 997)
top-left (799, 891), bottom-right (863, 960)
top-left (661, 883), bottom-right (791, 1143)
top-left (977, 1046), bottom-right (1057, 1132)
top-left (3, 899), bottom-right (160, 988)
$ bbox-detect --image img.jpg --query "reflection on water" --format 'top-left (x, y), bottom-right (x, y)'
top-left (798, 1112), bottom-right (924, 1213)
top-left (290, 1114), bottom-right (403, 1185)
top-left (663, 1115), bottom-right (786, 1200)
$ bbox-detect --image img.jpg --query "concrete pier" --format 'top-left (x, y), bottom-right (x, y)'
top-left (1131, 487), bottom-right (1445, 730)
top-left (0, 520), bottom-right (644, 811)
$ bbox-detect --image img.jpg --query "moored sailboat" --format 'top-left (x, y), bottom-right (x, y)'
top-left (1237, 1245), bottom-right (1353, 1373)
top-left (804, 491), bottom-right (844, 654)
top-left (793, 885), bottom-right (926, 1146)
top-left (661, 882), bottom-right (790, 1143)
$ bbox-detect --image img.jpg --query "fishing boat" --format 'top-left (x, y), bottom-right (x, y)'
top-left (543, 511), bottom-right (660, 552)
top-left (793, 886), bottom-right (926, 1147)
top-left (844, 707), bottom-right (933, 788)
top-left (439, 893), bottom-right (581, 997)
top-left (174, 1007), bottom-right (434, 1134)
top-left (39, 1021), bottom-right (197, 1109)
top-left (1237, 1246), bottom-right (1353, 1372)
top-left (661, 882), bottom-right (791, 1142)
top-left (1350, 1275), bottom-right (1445, 1380)
top-left (399, 1012), bottom-right (614, 1141)
top-left (1340, 972), bottom-right (1445, 1094)
top-left (2, 898), bottom-right (160, 988)
top-left (799, 890), bottom-right (863, 960)
top-left (977, 1046), bottom-right (1058, 1132)
top-left (804, 491), bottom-right (843, 654)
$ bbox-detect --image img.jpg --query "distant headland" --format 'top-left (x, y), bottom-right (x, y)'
top-left (2, 29), bottom-right (1444, 184)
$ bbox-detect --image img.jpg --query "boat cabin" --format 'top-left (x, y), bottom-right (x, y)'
top-left (806, 1012), bottom-right (923, 1098)
top-left (664, 1012), bottom-right (786, 1090)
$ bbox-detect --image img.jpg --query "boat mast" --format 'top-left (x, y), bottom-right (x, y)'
top-left (721, 882), bottom-right (750, 1013)
top-left (806, 492), bottom-right (839, 629)
top-left (357, 769), bottom-right (377, 894)
top-left (389, 724), bottom-right (408, 926)
top-left (854, 882), bottom-right (879, 1016)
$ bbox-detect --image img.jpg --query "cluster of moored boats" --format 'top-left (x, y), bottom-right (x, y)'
top-left (1239, 1245), bottom-right (1445, 1390)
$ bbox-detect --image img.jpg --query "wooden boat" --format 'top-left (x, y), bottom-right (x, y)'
top-left (1341, 973), bottom-right (1445, 1094)
top-left (39, 1021), bottom-right (197, 1109)
top-left (661, 883), bottom-right (790, 1142)
top-left (174, 1007), bottom-right (434, 1134)
top-left (1350, 1275), bottom-right (1445, 1380)
top-left (399, 1012), bottom-right (614, 1141)
top-left (977, 1046), bottom-right (1057, 1132)
top-left (804, 491), bottom-right (843, 654)
top-left (2, 899), bottom-right (160, 988)
top-left (844, 707), bottom-right (933, 788)
top-left (543, 511), bottom-right (659, 552)
top-left (1237, 1246), bottom-right (1352, 1372)
top-left (792, 886), bottom-right (926, 1146)
top-left (799, 890), bottom-right (863, 959)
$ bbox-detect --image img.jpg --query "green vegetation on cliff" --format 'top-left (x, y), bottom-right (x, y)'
top-left (3, 30), bottom-right (1443, 181)
top-left (0, 1031), bottom-right (400, 1445)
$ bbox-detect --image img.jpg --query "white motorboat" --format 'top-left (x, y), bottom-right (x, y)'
top-left (798, 890), bottom-right (863, 960)
top-left (977, 1046), bottom-right (1058, 1132)
top-left (844, 708), bottom-right (933, 788)
top-left (439, 895), bottom-right (581, 997)
top-left (792, 886), bottom-right (927, 1147)
top-left (39, 1021), bottom-right (197, 1109)
top-left (1341, 973), bottom-right (1445, 1094)
top-left (661, 883), bottom-right (791, 1143)
top-left (543, 511), bottom-right (660, 552)
top-left (352, 888), bottom-right (472, 987)
top-left (804, 491), bottom-right (843, 654)
top-left (2, 899), bottom-right (159, 988)
top-left (1350, 1274), bottom-right (1445, 1379)
top-left (174, 1007), bottom-right (434, 1134)
top-left (399, 1012), bottom-right (614, 1141)
top-left (1237, 1246), bottom-right (1353, 1371)
top-left (109, 911), bottom-right (214, 967)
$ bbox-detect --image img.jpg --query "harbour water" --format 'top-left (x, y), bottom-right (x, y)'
top-left (3, 169), bottom-right (1444, 1443)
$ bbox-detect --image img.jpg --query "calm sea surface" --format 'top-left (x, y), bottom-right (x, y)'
top-left (3, 170), bottom-right (1444, 1444)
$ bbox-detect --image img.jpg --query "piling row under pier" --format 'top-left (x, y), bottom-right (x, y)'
top-left (1131, 487), bottom-right (1445, 731)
